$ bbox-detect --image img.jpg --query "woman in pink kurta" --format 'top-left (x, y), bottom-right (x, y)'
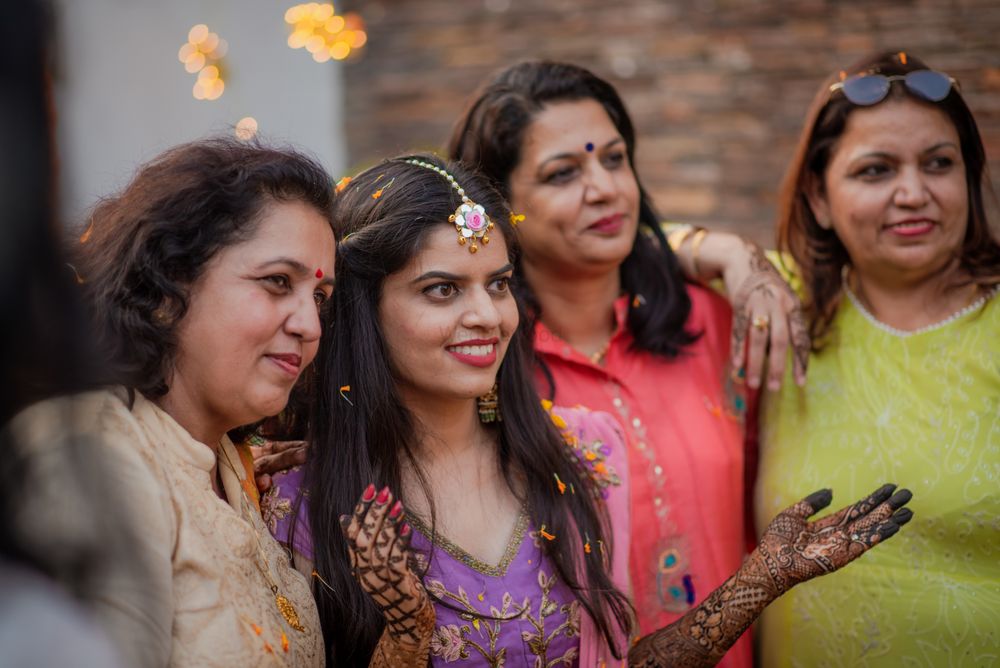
top-left (448, 62), bottom-right (805, 667)
top-left (534, 288), bottom-right (746, 652)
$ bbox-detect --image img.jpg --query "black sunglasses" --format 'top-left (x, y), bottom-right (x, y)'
top-left (829, 69), bottom-right (957, 106)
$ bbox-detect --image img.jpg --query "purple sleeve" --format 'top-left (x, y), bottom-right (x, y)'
top-left (262, 465), bottom-right (315, 561)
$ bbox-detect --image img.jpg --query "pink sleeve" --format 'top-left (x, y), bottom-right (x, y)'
top-left (551, 406), bottom-right (632, 666)
top-left (262, 466), bottom-right (314, 561)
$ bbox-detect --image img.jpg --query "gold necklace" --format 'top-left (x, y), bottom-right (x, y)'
top-left (588, 338), bottom-right (612, 365)
top-left (218, 444), bottom-right (306, 633)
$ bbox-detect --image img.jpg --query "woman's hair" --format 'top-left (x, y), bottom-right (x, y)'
top-left (307, 154), bottom-right (633, 665)
top-left (73, 137), bottom-right (336, 399)
top-left (448, 61), bottom-right (698, 388)
top-left (776, 50), bottom-right (1000, 346)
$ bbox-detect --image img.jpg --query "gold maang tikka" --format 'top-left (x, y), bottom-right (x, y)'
top-left (403, 158), bottom-right (494, 254)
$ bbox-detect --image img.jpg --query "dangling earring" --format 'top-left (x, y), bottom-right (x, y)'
top-left (478, 383), bottom-right (501, 423)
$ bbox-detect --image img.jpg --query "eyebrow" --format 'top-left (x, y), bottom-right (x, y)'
top-left (411, 263), bottom-right (514, 284)
top-left (257, 257), bottom-right (336, 287)
top-left (538, 137), bottom-right (625, 171)
top-left (856, 141), bottom-right (960, 161)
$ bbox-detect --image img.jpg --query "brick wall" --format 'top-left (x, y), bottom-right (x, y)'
top-left (341, 0), bottom-right (1000, 245)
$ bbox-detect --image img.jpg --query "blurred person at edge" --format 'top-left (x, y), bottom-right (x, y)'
top-left (448, 60), bottom-right (810, 668)
top-left (755, 50), bottom-right (1000, 667)
top-left (0, 1), bottom-right (126, 666)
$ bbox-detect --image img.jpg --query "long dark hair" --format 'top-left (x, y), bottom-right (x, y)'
top-left (307, 154), bottom-right (633, 665)
top-left (777, 50), bottom-right (1000, 346)
top-left (448, 61), bottom-right (698, 384)
top-left (72, 137), bottom-right (336, 400)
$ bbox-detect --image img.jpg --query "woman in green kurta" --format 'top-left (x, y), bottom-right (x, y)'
top-left (755, 51), bottom-right (1000, 666)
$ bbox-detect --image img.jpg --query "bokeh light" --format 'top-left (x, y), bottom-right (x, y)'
top-left (284, 3), bottom-right (366, 62)
top-left (179, 24), bottom-right (227, 101)
top-left (235, 117), bottom-right (259, 141)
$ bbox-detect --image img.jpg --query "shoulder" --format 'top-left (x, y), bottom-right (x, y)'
top-left (263, 465), bottom-right (313, 559)
top-left (9, 389), bottom-right (141, 456)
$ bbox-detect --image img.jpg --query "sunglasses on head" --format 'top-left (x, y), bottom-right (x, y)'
top-left (828, 69), bottom-right (957, 106)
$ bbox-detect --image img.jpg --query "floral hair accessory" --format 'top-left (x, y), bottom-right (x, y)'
top-left (335, 176), bottom-right (352, 193)
top-left (403, 158), bottom-right (494, 254)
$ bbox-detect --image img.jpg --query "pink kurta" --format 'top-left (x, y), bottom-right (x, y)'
top-left (533, 286), bottom-right (751, 668)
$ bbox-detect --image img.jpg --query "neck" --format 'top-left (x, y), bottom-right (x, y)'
top-left (155, 384), bottom-right (228, 452)
top-left (402, 393), bottom-right (492, 463)
top-left (848, 261), bottom-right (978, 331)
top-left (522, 258), bottom-right (621, 356)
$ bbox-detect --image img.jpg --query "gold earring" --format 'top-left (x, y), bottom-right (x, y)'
top-left (477, 383), bottom-right (501, 423)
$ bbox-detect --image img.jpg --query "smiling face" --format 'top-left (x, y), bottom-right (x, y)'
top-left (166, 199), bottom-right (335, 436)
top-left (378, 225), bottom-right (518, 408)
top-left (507, 99), bottom-right (641, 276)
top-left (809, 98), bottom-right (969, 287)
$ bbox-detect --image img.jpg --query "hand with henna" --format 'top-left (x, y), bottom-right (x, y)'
top-left (725, 240), bottom-right (810, 392)
top-left (342, 484), bottom-right (434, 668)
top-left (249, 438), bottom-right (308, 493)
top-left (629, 483), bottom-right (913, 667)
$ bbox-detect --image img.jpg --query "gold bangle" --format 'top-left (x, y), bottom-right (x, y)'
top-left (667, 224), bottom-right (695, 252)
top-left (690, 228), bottom-right (708, 279)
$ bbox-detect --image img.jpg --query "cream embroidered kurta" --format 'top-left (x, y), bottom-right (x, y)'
top-left (11, 390), bottom-right (324, 667)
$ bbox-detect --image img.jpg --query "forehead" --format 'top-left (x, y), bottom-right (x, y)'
top-left (397, 224), bottom-right (510, 279)
top-left (521, 99), bottom-right (621, 158)
top-left (835, 99), bottom-right (959, 158)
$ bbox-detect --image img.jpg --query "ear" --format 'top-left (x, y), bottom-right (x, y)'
top-left (804, 173), bottom-right (833, 230)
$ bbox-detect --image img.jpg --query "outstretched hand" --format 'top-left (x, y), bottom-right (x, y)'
top-left (628, 483), bottom-right (913, 668)
top-left (755, 483), bottom-right (914, 594)
top-left (341, 485), bottom-right (432, 652)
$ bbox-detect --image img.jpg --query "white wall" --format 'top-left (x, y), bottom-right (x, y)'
top-left (55, 0), bottom-right (347, 227)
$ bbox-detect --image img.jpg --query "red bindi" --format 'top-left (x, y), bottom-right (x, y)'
top-left (315, 268), bottom-right (324, 279)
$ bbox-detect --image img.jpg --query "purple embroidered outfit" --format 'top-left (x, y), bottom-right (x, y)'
top-left (264, 405), bottom-right (631, 667)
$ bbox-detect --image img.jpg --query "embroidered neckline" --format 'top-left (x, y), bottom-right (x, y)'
top-left (843, 277), bottom-right (997, 338)
top-left (407, 510), bottom-right (530, 578)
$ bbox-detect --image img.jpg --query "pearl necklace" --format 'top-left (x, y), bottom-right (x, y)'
top-left (842, 272), bottom-right (998, 338)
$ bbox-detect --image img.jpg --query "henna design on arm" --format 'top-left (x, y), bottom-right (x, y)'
top-left (628, 484), bottom-right (913, 667)
top-left (343, 486), bottom-right (435, 667)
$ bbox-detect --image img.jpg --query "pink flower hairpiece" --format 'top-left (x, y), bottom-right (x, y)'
top-left (403, 158), bottom-right (494, 253)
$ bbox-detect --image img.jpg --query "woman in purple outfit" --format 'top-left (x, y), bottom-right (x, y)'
top-left (266, 154), bottom-right (914, 667)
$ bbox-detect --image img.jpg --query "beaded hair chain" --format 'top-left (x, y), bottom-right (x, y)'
top-left (403, 158), bottom-right (495, 254)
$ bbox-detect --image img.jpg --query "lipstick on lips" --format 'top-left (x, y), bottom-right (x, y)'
top-left (885, 218), bottom-right (935, 237)
top-left (446, 338), bottom-right (498, 368)
top-left (267, 353), bottom-right (302, 377)
top-left (588, 213), bottom-right (626, 235)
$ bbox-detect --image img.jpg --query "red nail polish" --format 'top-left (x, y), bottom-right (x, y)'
top-left (375, 487), bottom-right (390, 504)
top-left (362, 483), bottom-right (376, 502)
top-left (400, 523), bottom-right (411, 536)
top-left (389, 500), bottom-right (403, 519)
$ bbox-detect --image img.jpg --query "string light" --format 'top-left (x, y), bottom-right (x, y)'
top-left (179, 24), bottom-right (228, 101)
top-left (284, 3), bottom-right (367, 62)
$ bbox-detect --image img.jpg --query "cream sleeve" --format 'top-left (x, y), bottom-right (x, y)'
top-left (10, 393), bottom-right (177, 668)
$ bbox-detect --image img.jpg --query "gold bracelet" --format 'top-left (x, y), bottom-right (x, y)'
top-left (690, 228), bottom-right (708, 280)
top-left (667, 224), bottom-right (695, 252)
